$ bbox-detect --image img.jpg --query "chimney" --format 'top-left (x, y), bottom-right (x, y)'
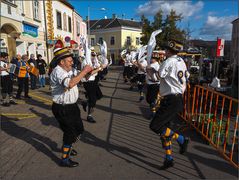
top-left (131, 18), bottom-right (134, 21)
top-left (112, 14), bottom-right (116, 19)
top-left (86, 16), bottom-right (89, 21)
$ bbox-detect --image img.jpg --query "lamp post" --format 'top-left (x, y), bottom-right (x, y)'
top-left (87, 7), bottom-right (106, 46)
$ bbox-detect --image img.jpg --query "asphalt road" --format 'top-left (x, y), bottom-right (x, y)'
top-left (0, 66), bottom-right (238, 180)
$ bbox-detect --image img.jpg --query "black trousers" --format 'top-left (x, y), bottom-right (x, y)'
top-left (52, 103), bottom-right (84, 145)
top-left (1, 75), bottom-right (13, 95)
top-left (16, 77), bottom-right (29, 97)
top-left (146, 84), bottom-right (160, 105)
top-left (150, 95), bottom-right (183, 134)
top-left (30, 74), bottom-right (37, 89)
top-left (83, 81), bottom-right (103, 108)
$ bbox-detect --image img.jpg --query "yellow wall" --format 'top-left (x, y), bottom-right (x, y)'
top-left (121, 29), bottom-right (142, 49)
top-left (90, 27), bottom-right (142, 64)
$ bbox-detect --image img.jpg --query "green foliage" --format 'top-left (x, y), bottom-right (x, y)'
top-left (140, 10), bottom-right (186, 48)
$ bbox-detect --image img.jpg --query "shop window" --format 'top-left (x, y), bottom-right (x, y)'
top-left (68, 16), bottom-right (72, 33)
top-left (56, 11), bottom-right (62, 30)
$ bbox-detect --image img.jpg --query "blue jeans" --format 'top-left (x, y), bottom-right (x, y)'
top-left (39, 74), bottom-right (46, 87)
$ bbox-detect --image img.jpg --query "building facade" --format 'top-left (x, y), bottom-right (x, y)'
top-left (72, 10), bottom-right (87, 57)
top-left (0, 0), bottom-right (46, 61)
top-left (45, 0), bottom-right (74, 61)
top-left (89, 18), bottom-right (142, 64)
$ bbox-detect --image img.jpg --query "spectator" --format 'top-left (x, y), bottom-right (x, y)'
top-left (28, 54), bottom-right (37, 90)
top-left (16, 54), bottom-right (31, 99)
top-left (0, 52), bottom-right (17, 106)
top-left (36, 54), bottom-right (47, 87)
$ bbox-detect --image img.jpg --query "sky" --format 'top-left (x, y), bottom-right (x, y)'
top-left (69, 0), bottom-right (239, 41)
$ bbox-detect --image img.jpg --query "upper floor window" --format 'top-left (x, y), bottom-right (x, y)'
top-left (56, 11), bottom-right (62, 30)
top-left (63, 13), bottom-right (67, 31)
top-left (126, 36), bottom-right (131, 46)
top-left (98, 37), bottom-right (103, 44)
top-left (7, 5), bottom-right (11, 14)
top-left (136, 37), bottom-right (140, 45)
top-left (91, 38), bottom-right (95, 46)
top-left (77, 21), bottom-right (80, 35)
top-left (68, 16), bottom-right (72, 32)
top-left (33, 0), bottom-right (39, 20)
top-left (110, 36), bottom-right (115, 45)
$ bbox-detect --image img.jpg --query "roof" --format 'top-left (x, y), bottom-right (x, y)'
top-left (89, 18), bottom-right (142, 30)
top-left (59, 0), bottom-right (74, 9)
top-left (232, 18), bottom-right (239, 24)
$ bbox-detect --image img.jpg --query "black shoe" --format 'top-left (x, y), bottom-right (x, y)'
top-left (160, 159), bottom-right (174, 170)
top-left (2, 102), bottom-right (10, 107)
top-left (16, 96), bottom-right (21, 100)
top-left (60, 159), bottom-right (79, 168)
top-left (139, 96), bottom-right (144, 101)
top-left (81, 101), bottom-right (87, 112)
top-left (124, 79), bottom-right (128, 83)
top-left (98, 83), bottom-right (103, 87)
top-left (25, 96), bottom-right (31, 99)
top-left (87, 116), bottom-right (96, 123)
top-left (129, 86), bottom-right (133, 90)
top-left (9, 100), bottom-right (17, 105)
top-left (179, 137), bottom-right (189, 154)
top-left (70, 149), bottom-right (77, 156)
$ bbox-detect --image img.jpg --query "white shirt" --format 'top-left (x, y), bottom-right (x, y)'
top-left (137, 59), bottom-right (147, 74)
top-left (124, 54), bottom-right (133, 66)
top-left (81, 59), bottom-right (97, 82)
top-left (159, 55), bottom-right (189, 96)
top-left (146, 62), bottom-right (160, 85)
top-left (0, 61), bottom-right (9, 76)
top-left (50, 65), bottom-right (79, 104)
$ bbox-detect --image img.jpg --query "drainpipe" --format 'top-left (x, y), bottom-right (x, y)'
top-left (43, 0), bottom-right (50, 64)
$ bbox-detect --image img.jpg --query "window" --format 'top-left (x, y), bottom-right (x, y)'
top-left (77, 21), bottom-right (80, 35)
top-left (136, 37), bottom-right (140, 45)
top-left (33, 0), bottom-right (39, 20)
top-left (110, 36), bottom-right (115, 45)
top-left (7, 5), bottom-right (11, 14)
top-left (56, 11), bottom-right (62, 29)
top-left (68, 16), bottom-right (72, 32)
top-left (91, 38), bottom-right (95, 46)
top-left (126, 36), bottom-right (131, 46)
top-left (63, 13), bottom-right (67, 31)
top-left (98, 37), bottom-right (103, 44)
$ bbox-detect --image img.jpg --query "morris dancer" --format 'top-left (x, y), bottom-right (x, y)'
top-left (149, 40), bottom-right (190, 169)
top-left (50, 47), bottom-right (92, 167)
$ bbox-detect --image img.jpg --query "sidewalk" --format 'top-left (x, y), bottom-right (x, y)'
top-left (0, 66), bottom-right (238, 180)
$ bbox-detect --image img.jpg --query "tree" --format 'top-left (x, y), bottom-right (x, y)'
top-left (140, 10), bottom-right (186, 48)
top-left (140, 15), bottom-right (152, 45)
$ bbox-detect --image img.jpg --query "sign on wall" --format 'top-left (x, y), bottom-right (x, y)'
top-left (23, 23), bottom-right (38, 38)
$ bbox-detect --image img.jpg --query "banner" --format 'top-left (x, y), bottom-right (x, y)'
top-left (216, 38), bottom-right (225, 57)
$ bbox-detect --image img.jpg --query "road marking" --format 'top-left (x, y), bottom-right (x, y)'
top-left (1, 113), bottom-right (37, 120)
top-left (28, 93), bottom-right (52, 104)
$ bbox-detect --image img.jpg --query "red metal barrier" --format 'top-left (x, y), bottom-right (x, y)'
top-left (180, 85), bottom-right (239, 168)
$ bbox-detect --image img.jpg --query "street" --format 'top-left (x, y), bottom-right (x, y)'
top-left (0, 66), bottom-right (238, 180)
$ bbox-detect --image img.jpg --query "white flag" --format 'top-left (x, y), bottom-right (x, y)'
top-left (147, 29), bottom-right (162, 64)
top-left (98, 40), bottom-right (108, 65)
top-left (120, 49), bottom-right (127, 57)
top-left (138, 45), bottom-right (147, 61)
top-left (80, 36), bottom-right (92, 66)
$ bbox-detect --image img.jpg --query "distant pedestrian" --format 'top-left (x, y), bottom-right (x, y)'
top-left (16, 54), bottom-right (31, 99)
top-left (28, 54), bottom-right (37, 90)
top-left (36, 54), bottom-right (47, 87)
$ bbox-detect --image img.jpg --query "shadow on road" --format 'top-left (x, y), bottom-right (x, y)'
top-left (1, 115), bottom-right (61, 166)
